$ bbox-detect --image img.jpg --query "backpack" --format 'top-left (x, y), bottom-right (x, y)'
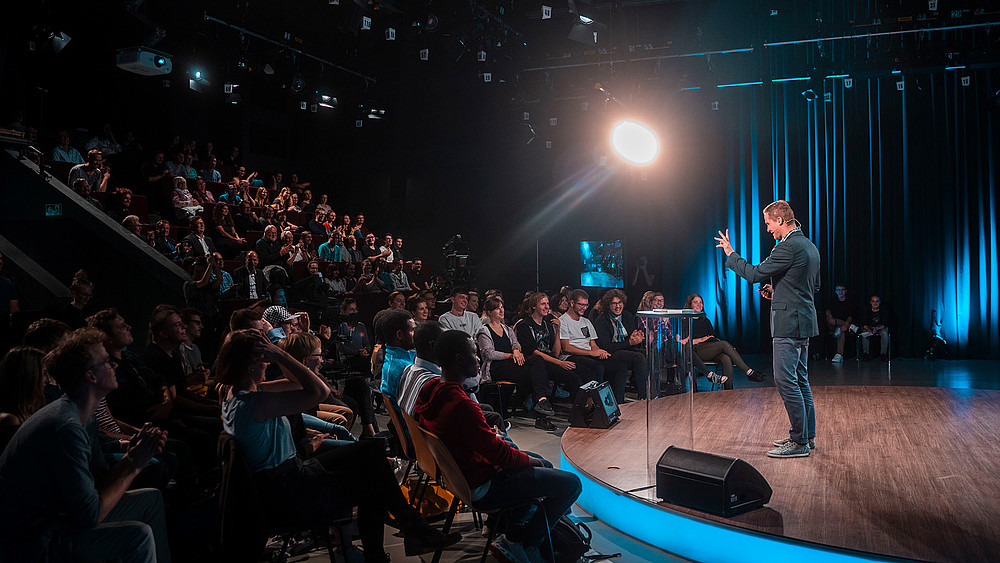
top-left (542, 515), bottom-right (619, 563)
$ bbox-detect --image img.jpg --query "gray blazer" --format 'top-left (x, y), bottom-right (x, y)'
top-left (726, 229), bottom-right (821, 339)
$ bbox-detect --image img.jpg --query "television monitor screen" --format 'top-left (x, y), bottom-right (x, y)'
top-left (596, 382), bottom-right (620, 421)
top-left (579, 240), bottom-right (624, 288)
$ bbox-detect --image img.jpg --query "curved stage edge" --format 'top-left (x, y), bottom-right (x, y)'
top-left (560, 386), bottom-right (1000, 563)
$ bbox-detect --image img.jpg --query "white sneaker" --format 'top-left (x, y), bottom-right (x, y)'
top-left (491, 534), bottom-right (531, 563)
top-left (831, 353), bottom-right (843, 362)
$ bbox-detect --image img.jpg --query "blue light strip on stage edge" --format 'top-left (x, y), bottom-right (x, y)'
top-left (560, 451), bottom-right (902, 563)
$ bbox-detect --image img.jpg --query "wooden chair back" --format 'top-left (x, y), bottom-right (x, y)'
top-left (382, 393), bottom-right (415, 461)
top-left (401, 410), bottom-right (438, 479)
top-left (419, 426), bottom-right (475, 507)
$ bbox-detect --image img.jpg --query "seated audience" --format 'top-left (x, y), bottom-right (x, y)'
top-left (514, 292), bottom-right (586, 398)
top-left (232, 251), bottom-right (267, 300)
top-left (407, 294), bottom-right (430, 323)
top-left (72, 178), bottom-right (103, 210)
top-left (122, 214), bottom-right (144, 238)
top-left (825, 284), bottom-right (858, 362)
top-left (314, 194), bottom-right (332, 214)
top-left (148, 219), bottom-right (178, 258)
top-left (378, 310), bottom-right (416, 406)
top-left (343, 234), bottom-right (363, 263)
top-left (397, 321), bottom-right (445, 416)
top-left (593, 289), bottom-right (653, 398)
top-left (388, 260), bottom-right (410, 292)
top-left (189, 176), bottom-right (215, 205)
top-left (171, 176), bottom-right (203, 222)
top-left (70, 150), bottom-right (110, 194)
top-left (199, 155), bottom-right (221, 182)
top-left (0, 328), bottom-right (171, 563)
top-left (477, 297), bottom-right (558, 430)
top-left (559, 289), bottom-right (627, 402)
top-left (409, 258), bottom-right (431, 291)
top-left (51, 129), bottom-right (84, 163)
top-left (217, 329), bottom-right (456, 558)
top-left (105, 188), bottom-right (133, 223)
top-left (210, 202), bottom-right (247, 257)
top-left (859, 294), bottom-right (891, 361)
top-left (438, 288), bottom-right (483, 337)
top-left (338, 298), bottom-right (373, 375)
top-left (415, 330), bottom-right (581, 563)
top-left (682, 293), bottom-right (761, 384)
top-left (58, 269), bottom-right (95, 329)
top-left (182, 216), bottom-right (218, 257)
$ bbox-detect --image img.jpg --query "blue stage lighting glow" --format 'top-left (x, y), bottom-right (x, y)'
top-left (717, 81), bottom-right (764, 88)
top-left (561, 451), bottom-right (889, 562)
top-left (772, 77), bottom-right (810, 83)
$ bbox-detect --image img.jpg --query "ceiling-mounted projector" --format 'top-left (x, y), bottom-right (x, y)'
top-left (116, 47), bottom-right (172, 76)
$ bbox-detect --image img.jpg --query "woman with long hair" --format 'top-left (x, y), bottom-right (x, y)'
top-left (477, 297), bottom-right (559, 430)
top-left (0, 346), bottom-right (46, 427)
top-left (211, 202), bottom-right (247, 257)
top-left (681, 293), bottom-right (760, 387)
top-left (218, 330), bottom-right (455, 560)
top-left (513, 292), bottom-right (587, 402)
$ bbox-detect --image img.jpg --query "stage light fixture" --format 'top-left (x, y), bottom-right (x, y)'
top-left (194, 70), bottom-right (202, 79)
top-left (50, 31), bottom-right (72, 54)
top-left (801, 88), bottom-right (818, 101)
top-left (611, 120), bottom-right (658, 166)
top-left (154, 55), bottom-right (167, 68)
top-left (317, 88), bottom-right (338, 109)
top-left (291, 74), bottom-right (306, 93)
top-left (579, 15), bottom-right (594, 24)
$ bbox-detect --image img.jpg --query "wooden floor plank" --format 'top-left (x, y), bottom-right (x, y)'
top-left (562, 386), bottom-right (1000, 562)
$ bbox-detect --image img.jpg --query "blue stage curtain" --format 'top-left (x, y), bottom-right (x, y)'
top-left (697, 69), bottom-right (999, 359)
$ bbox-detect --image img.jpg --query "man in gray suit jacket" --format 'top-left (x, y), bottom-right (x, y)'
top-left (716, 200), bottom-right (821, 458)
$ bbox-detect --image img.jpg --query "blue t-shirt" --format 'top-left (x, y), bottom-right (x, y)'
top-left (380, 345), bottom-right (416, 404)
top-left (222, 391), bottom-right (296, 472)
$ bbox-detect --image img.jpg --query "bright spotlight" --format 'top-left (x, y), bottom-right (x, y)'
top-left (611, 120), bottom-right (658, 165)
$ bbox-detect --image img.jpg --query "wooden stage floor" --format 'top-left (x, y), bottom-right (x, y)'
top-left (562, 385), bottom-right (1000, 562)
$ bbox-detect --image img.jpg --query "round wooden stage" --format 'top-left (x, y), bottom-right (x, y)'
top-left (560, 386), bottom-right (1000, 563)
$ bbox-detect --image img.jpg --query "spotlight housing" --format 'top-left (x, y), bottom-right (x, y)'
top-left (611, 120), bottom-right (658, 165)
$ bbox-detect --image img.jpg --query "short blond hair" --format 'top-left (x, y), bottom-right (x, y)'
top-left (763, 200), bottom-right (795, 223)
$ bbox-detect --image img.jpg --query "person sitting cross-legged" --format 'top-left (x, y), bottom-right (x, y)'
top-left (415, 330), bottom-right (582, 563)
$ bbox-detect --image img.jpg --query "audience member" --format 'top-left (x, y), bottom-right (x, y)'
top-left (859, 295), bottom-right (890, 361)
top-left (409, 258), bottom-right (431, 291)
top-left (189, 176), bottom-right (215, 205)
top-left (337, 298), bottom-right (373, 375)
top-left (148, 219), bottom-right (178, 258)
top-left (122, 215), bottom-right (143, 238)
top-left (379, 234), bottom-right (395, 263)
top-left (182, 216), bottom-right (218, 257)
top-left (72, 178), bottom-right (104, 210)
top-left (51, 129), bottom-right (84, 163)
top-left (438, 288), bottom-right (483, 337)
top-left (825, 284), bottom-right (858, 362)
top-left (314, 194), bottom-right (332, 214)
top-left (477, 297), bottom-right (558, 430)
top-left (199, 155), bottom-right (221, 182)
top-left (378, 310), bottom-right (416, 406)
top-left (514, 292), bottom-right (586, 398)
top-left (69, 149), bottom-right (110, 193)
top-left (682, 293), bottom-right (760, 385)
top-left (171, 177), bottom-right (203, 222)
top-left (105, 188), bottom-right (133, 223)
top-left (0, 346), bottom-right (46, 427)
top-left (343, 234), bottom-right (363, 263)
top-left (0, 328), bottom-right (171, 563)
top-left (59, 269), bottom-right (94, 329)
top-left (232, 251), bottom-right (267, 300)
top-left (415, 329), bottom-right (581, 563)
top-left (211, 202), bottom-right (246, 257)
top-left (396, 321), bottom-right (444, 416)
top-left (559, 289), bottom-right (627, 402)
top-left (406, 294), bottom-right (430, 322)
top-left (593, 289), bottom-right (653, 398)
top-left (217, 329), bottom-right (457, 559)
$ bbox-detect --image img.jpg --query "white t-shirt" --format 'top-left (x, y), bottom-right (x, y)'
top-left (439, 310), bottom-right (483, 337)
top-left (559, 312), bottom-right (597, 351)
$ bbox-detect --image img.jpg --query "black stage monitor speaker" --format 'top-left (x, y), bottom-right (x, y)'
top-left (656, 446), bottom-right (772, 517)
top-left (568, 380), bottom-right (620, 429)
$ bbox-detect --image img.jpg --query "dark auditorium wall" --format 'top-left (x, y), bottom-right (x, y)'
top-left (3, 2), bottom-right (999, 358)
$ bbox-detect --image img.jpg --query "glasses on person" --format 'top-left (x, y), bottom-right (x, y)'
top-left (88, 357), bottom-right (117, 370)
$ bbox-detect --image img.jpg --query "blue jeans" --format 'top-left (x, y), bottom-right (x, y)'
top-left (773, 337), bottom-right (815, 445)
top-left (70, 488), bottom-right (171, 563)
top-left (474, 467), bottom-right (582, 545)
